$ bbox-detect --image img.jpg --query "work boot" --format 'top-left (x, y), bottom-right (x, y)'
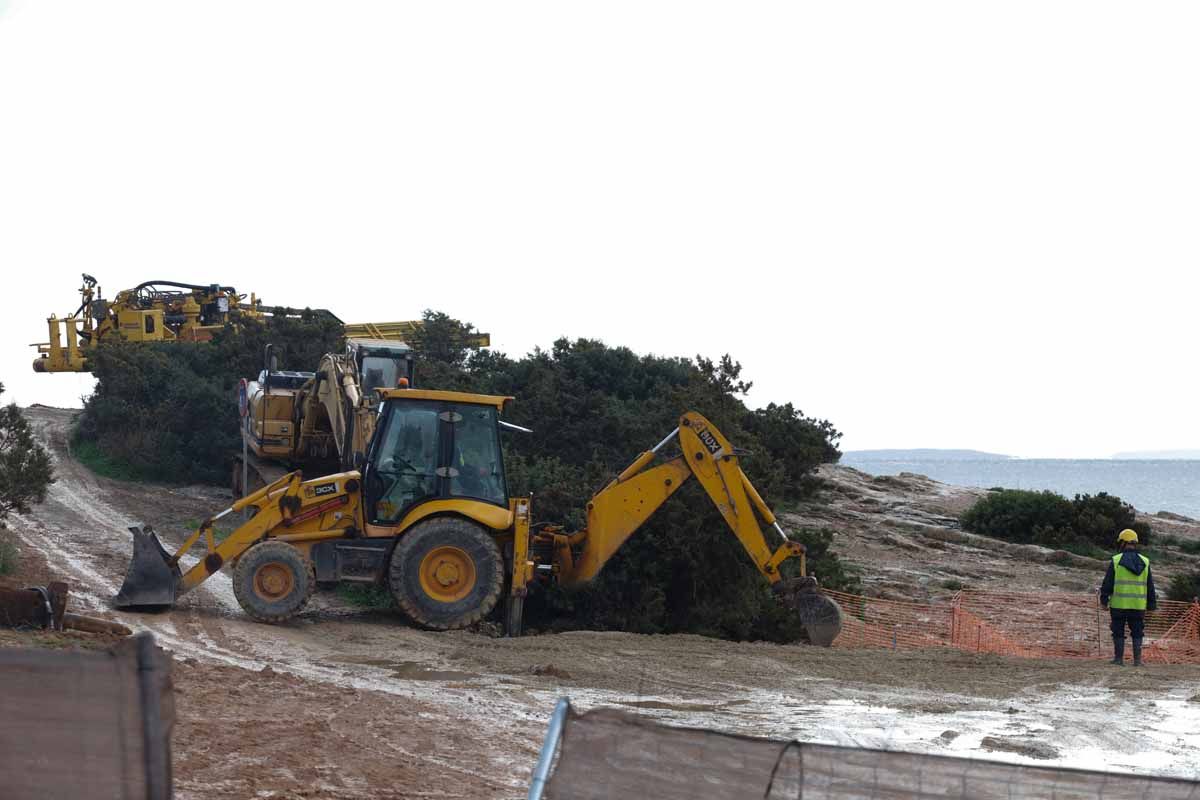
top-left (1110, 637), bottom-right (1125, 665)
top-left (1132, 639), bottom-right (1143, 667)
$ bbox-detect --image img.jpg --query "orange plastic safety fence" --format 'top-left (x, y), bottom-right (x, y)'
top-left (822, 588), bottom-right (1200, 664)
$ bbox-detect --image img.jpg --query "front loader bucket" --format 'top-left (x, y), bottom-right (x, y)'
top-left (114, 526), bottom-right (180, 609)
top-left (776, 577), bottom-right (844, 647)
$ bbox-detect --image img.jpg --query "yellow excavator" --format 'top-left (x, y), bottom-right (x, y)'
top-left (233, 339), bottom-right (416, 497)
top-left (115, 388), bottom-right (844, 645)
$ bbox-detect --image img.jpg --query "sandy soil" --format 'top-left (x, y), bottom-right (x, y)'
top-left (5, 407), bottom-right (1200, 798)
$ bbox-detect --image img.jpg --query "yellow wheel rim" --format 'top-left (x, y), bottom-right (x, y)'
top-left (418, 546), bottom-right (476, 603)
top-left (253, 563), bottom-right (295, 602)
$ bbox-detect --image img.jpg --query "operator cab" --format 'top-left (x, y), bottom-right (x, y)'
top-left (364, 390), bottom-right (513, 525)
top-left (347, 339), bottom-right (416, 406)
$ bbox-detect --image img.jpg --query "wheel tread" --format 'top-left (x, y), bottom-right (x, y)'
top-left (389, 517), bottom-right (503, 630)
top-left (232, 541), bottom-right (315, 623)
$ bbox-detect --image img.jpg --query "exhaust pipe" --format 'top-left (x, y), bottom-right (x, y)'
top-left (114, 526), bottom-right (181, 609)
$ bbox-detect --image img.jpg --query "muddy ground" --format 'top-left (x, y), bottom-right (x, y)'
top-left (5, 406), bottom-right (1200, 798)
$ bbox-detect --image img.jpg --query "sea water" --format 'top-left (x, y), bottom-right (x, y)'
top-left (840, 457), bottom-right (1200, 519)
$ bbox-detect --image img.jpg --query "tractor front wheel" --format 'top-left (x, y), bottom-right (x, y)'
top-left (388, 517), bottom-right (503, 630)
top-left (232, 541), bottom-right (315, 623)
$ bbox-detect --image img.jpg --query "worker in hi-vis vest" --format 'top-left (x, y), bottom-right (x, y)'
top-left (1099, 528), bottom-right (1157, 666)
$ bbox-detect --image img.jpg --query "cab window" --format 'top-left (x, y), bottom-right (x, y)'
top-left (449, 405), bottom-right (507, 505)
top-left (361, 355), bottom-right (399, 396)
top-left (368, 401), bottom-right (440, 523)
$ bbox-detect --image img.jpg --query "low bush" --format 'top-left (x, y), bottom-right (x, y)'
top-left (961, 489), bottom-right (1151, 551)
top-left (1166, 571), bottom-right (1200, 603)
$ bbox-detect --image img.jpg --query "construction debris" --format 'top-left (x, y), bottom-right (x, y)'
top-left (0, 582), bottom-right (130, 636)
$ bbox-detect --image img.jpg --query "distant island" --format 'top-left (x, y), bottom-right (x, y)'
top-left (1111, 449), bottom-right (1200, 460)
top-left (843, 449), bottom-right (1014, 461)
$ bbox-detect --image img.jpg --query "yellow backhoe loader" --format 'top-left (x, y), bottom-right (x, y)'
top-left (115, 389), bottom-right (844, 645)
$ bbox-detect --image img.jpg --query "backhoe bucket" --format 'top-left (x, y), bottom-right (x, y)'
top-left (776, 577), bottom-right (844, 647)
top-left (114, 526), bottom-right (180, 609)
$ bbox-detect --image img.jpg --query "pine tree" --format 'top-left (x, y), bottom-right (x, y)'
top-left (0, 383), bottom-right (55, 521)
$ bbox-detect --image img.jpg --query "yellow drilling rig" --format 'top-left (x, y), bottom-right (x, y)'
top-left (32, 275), bottom-right (264, 372)
top-left (31, 274), bottom-right (490, 373)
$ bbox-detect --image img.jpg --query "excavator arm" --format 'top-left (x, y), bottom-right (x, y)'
top-left (542, 411), bottom-right (842, 645)
top-left (560, 412), bottom-right (805, 585)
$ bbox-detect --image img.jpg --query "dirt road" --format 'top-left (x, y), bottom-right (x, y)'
top-left (7, 407), bottom-right (1200, 798)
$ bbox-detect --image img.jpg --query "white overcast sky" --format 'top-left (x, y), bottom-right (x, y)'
top-left (1, 2), bottom-right (1196, 459)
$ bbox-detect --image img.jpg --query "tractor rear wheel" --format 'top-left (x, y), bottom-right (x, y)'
top-left (388, 517), bottom-right (503, 630)
top-left (232, 541), bottom-right (315, 623)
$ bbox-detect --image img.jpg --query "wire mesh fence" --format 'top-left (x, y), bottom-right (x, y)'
top-left (825, 589), bottom-right (1200, 664)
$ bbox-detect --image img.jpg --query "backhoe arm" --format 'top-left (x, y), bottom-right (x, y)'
top-left (560, 412), bottom-right (805, 585)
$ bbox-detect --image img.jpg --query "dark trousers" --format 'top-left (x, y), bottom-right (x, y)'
top-left (1110, 609), bottom-right (1145, 642)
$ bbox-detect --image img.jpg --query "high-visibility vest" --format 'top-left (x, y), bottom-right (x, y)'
top-left (1110, 553), bottom-right (1150, 611)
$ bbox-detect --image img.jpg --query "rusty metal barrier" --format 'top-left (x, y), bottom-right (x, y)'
top-left (824, 589), bottom-right (1200, 664)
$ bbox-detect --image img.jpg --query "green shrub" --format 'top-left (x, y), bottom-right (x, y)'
top-left (793, 527), bottom-right (861, 594)
top-left (73, 310), bottom-right (345, 484)
top-left (961, 490), bottom-right (1073, 544)
top-left (430, 329), bottom-right (847, 641)
top-left (0, 385), bottom-right (54, 521)
top-left (73, 439), bottom-right (159, 483)
top-left (0, 386), bottom-right (56, 576)
top-left (1073, 492), bottom-right (1150, 548)
top-left (458, 339), bottom-right (845, 641)
top-left (1167, 571), bottom-right (1200, 603)
top-left (961, 489), bottom-right (1151, 551)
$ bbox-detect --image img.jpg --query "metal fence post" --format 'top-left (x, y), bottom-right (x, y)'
top-left (528, 698), bottom-right (570, 800)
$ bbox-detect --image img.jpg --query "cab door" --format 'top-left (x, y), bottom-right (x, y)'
top-left (364, 400), bottom-right (443, 524)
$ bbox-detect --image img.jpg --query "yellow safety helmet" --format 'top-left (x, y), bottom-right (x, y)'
top-left (1117, 528), bottom-right (1139, 544)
